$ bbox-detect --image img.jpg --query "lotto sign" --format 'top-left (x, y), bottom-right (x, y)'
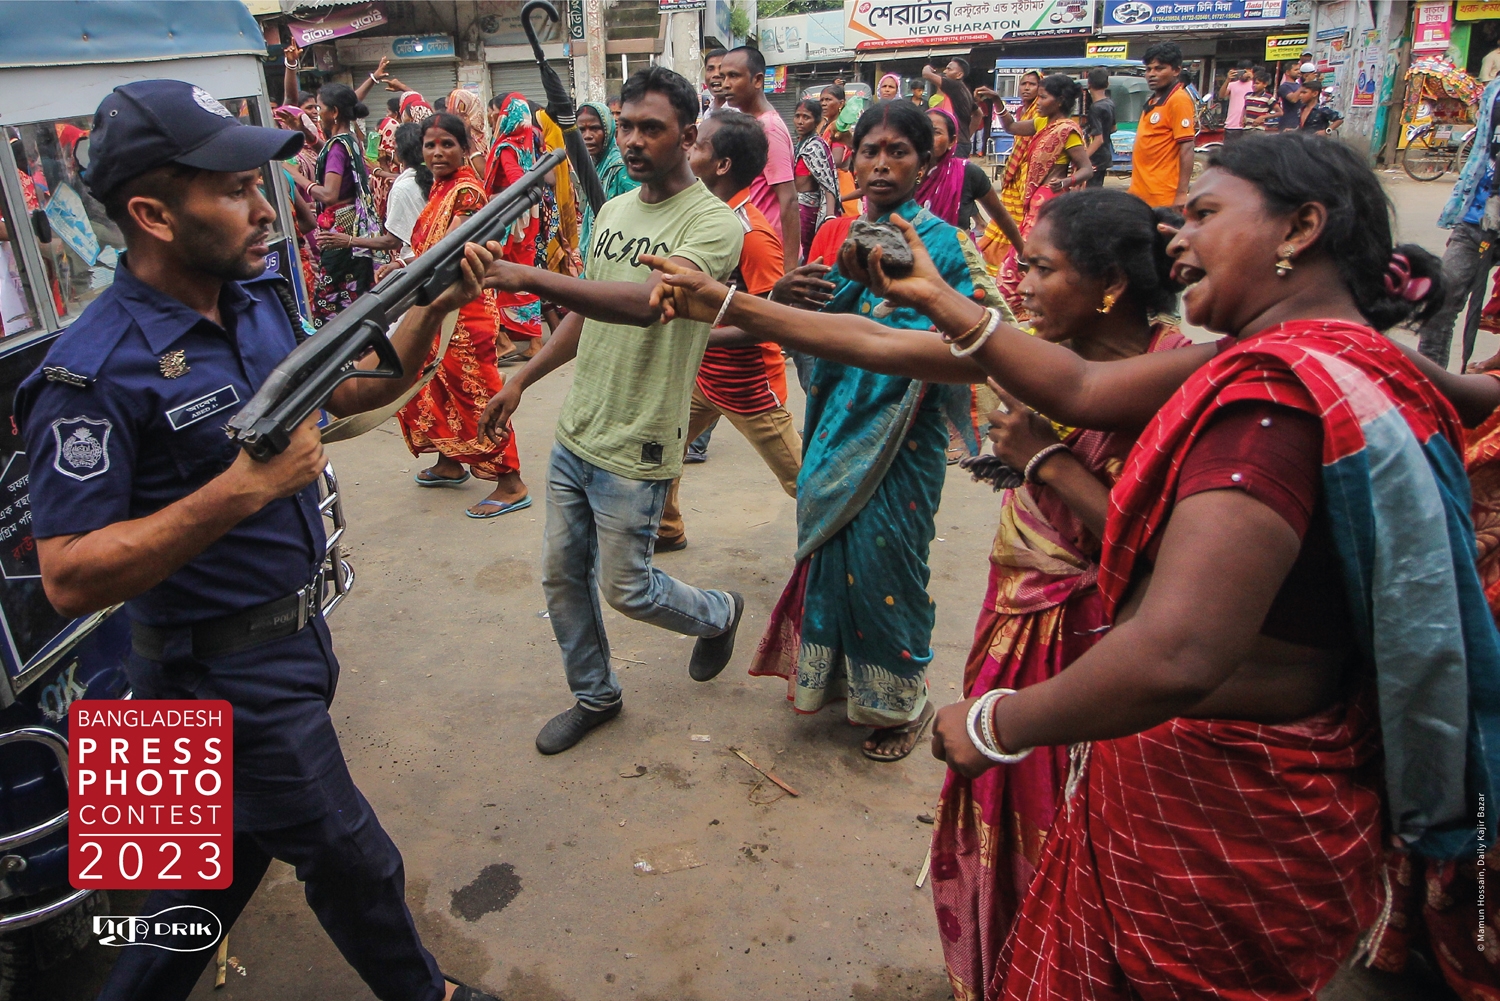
top-left (69, 701), bottom-right (232, 890)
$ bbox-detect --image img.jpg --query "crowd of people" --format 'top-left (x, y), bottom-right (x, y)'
top-left (85, 42), bottom-right (1500, 1001)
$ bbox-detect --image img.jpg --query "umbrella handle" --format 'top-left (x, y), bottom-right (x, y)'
top-left (522, 0), bottom-right (558, 64)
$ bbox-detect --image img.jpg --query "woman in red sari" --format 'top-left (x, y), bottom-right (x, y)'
top-left (933, 191), bottom-right (1190, 1001)
top-left (482, 93), bottom-right (548, 360)
top-left (651, 131), bottom-right (1500, 1001)
top-left (399, 114), bottom-right (531, 519)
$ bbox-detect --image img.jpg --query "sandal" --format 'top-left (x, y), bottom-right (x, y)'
top-left (416, 468), bottom-right (471, 488)
top-left (465, 495), bottom-right (533, 519)
top-left (861, 702), bottom-right (935, 762)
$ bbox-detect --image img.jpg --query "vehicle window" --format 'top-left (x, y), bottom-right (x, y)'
top-left (12, 117), bottom-right (125, 325)
top-left (0, 133), bottom-right (44, 339)
top-left (7, 102), bottom-right (290, 332)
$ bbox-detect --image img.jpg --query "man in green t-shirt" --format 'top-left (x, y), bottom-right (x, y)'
top-left (478, 67), bottom-right (747, 755)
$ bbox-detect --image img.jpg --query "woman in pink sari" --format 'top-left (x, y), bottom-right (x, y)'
top-left (930, 190), bottom-right (1189, 1001)
top-left (916, 109), bottom-right (966, 225)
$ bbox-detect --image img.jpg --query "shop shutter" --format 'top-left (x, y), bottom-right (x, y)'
top-left (767, 90), bottom-right (802, 134)
top-left (352, 61), bottom-right (459, 108)
top-left (489, 60), bottom-right (571, 106)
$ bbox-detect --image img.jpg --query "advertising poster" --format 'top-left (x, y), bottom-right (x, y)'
top-left (1266, 32), bottom-right (1310, 62)
top-left (844, 0), bottom-right (1094, 51)
top-left (1352, 29), bottom-right (1380, 107)
top-left (1412, 1), bottom-right (1454, 52)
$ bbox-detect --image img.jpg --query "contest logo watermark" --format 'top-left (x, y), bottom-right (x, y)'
top-left (93, 905), bottom-right (221, 952)
top-left (69, 700), bottom-right (233, 891)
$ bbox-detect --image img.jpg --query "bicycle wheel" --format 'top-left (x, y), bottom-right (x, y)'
top-left (1403, 136), bottom-right (1449, 181)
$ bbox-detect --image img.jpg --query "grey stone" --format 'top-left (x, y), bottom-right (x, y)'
top-left (845, 219), bottom-right (914, 279)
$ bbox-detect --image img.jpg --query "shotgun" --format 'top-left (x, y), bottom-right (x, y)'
top-left (227, 146), bottom-right (566, 461)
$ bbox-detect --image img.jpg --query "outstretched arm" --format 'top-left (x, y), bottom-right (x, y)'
top-left (647, 215), bottom-right (1216, 432)
top-left (1400, 344), bottom-right (1500, 427)
top-left (482, 246), bottom-right (699, 327)
top-left (325, 243), bottom-right (491, 416)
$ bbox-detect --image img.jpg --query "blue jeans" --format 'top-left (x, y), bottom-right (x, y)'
top-left (541, 442), bottom-right (734, 708)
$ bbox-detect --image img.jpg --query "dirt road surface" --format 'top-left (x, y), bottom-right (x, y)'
top-left (55, 171), bottom-right (1466, 1001)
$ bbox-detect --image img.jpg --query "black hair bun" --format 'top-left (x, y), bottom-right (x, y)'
top-left (353, 101), bottom-right (369, 119)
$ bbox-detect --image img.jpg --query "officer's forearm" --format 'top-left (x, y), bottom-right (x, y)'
top-left (37, 471), bottom-right (268, 618)
top-left (324, 301), bottom-right (447, 416)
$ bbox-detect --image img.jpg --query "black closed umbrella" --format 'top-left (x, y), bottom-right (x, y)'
top-left (522, 0), bottom-right (605, 213)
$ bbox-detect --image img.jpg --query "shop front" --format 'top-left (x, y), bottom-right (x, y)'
top-left (841, 0), bottom-right (1095, 107)
top-left (1098, 0), bottom-right (1313, 95)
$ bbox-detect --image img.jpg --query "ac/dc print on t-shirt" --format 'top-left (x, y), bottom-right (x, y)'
top-left (587, 226), bottom-right (670, 271)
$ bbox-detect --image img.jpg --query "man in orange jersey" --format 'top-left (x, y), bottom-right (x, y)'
top-left (657, 111), bottom-right (801, 551)
top-left (1128, 41), bottom-right (1197, 209)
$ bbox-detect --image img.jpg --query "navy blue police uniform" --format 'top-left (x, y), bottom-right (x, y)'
top-left (15, 80), bottom-right (446, 1001)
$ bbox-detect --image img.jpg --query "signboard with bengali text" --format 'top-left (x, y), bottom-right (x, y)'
top-left (1457, 2), bottom-right (1500, 22)
top-left (844, 0), bottom-right (1095, 52)
top-left (287, 3), bottom-right (388, 48)
top-left (1102, 0), bottom-right (1289, 34)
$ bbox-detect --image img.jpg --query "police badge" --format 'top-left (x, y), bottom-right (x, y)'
top-left (159, 350), bottom-right (189, 379)
top-left (51, 416), bottom-right (112, 482)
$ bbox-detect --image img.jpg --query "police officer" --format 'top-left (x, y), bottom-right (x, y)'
top-left (18, 81), bottom-right (498, 1001)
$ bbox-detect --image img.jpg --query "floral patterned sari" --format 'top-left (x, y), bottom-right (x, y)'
top-left (395, 167), bottom-right (520, 477)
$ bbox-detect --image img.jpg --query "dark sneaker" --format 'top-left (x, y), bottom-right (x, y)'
top-left (535, 701), bottom-right (622, 754)
top-left (655, 534), bottom-right (688, 553)
top-left (689, 591), bottom-right (744, 682)
top-left (446, 977), bottom-right (503, 1000)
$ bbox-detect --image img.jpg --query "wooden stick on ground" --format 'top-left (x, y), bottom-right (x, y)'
top-left (729, 747), bottom-right (800, 797)
top-left (915, 847), bottom-right (932, 889)
top-left (214, 936), bottom-right (229, 988)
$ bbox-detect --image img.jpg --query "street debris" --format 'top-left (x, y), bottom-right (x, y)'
top-left (915, 847), bottom-right (932, 889)
top-left (632, 841), bottom-right (705, 875)
top-left (917, 812), bottom-right (934, 824)
top-left (730, 747), bottom-right (800, 797)
top-left (690, 734), bottom-right (711, 742)
top-left (619, 764), bottom-right (648, 778)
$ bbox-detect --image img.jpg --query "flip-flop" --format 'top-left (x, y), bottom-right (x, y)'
top-left (465, 495), bottom-right (533, 519)
top-left (415, 469), bottom-right (471, 488)
top-left (861, 702), bottom-right (936, 762)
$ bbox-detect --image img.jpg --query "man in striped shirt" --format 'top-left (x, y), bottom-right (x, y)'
top-left (658, 111), bottom-right (802, 550)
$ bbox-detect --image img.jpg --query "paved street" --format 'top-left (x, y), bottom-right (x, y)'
top-left (56, 169), bottom-right (1470, 1001)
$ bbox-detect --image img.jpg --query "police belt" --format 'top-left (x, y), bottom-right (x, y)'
top-left (131, 570), bottom-right (325, 661)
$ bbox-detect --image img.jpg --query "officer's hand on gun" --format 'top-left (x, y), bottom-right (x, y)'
top-left (228, 411), bottom-right (327, 504)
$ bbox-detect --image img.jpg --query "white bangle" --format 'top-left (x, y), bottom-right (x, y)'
top-left (712, 282), bottom-right (738, 327)
top-left (1024, 443), bottom-right (1070, 485)
top-left (369, 73), bottom-right (380, 84)
top-left (950, 307), bottom-right (1000, 357)
top-left (965, 689), bottom-right (1033, 764)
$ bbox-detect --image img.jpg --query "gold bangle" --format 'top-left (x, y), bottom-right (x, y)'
top-left (943, 307), bottom-right (990, 345)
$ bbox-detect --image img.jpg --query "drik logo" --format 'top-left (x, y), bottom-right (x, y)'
top-left (94, 906), bottom-right (221, 951)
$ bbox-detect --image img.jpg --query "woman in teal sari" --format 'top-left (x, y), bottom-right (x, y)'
top-left (576, 100), bottom-right (640, 256)
top-left (752, 100), bottom-right (1007, 760)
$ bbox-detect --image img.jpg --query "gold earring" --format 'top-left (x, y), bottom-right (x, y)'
top-left (1097, 292), bottom-right (1117, 314)
top-left (1274, 244), bottom-right (1296, 277)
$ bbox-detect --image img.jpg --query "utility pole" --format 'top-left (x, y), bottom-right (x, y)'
top-left (585, 0), bottom-right (607, 104)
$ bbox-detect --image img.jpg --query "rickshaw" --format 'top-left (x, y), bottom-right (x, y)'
top-left (0, 3), bottom-right (351, 992)
top-left (1398, 56), bottom-right (1483, 181)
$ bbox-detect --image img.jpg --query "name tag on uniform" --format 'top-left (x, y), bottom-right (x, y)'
top-left (166, 385), bottom-right (240, 431)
